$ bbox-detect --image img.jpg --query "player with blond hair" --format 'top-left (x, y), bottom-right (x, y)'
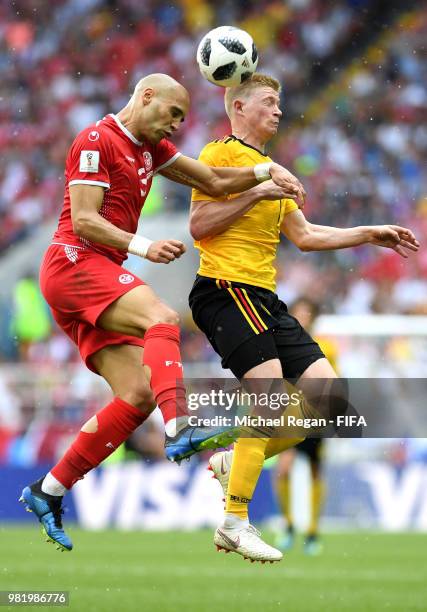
top-left (189, 73), bottom-right (419, 562)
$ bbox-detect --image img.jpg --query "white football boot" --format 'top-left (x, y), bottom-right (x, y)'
top-left (209, 451), bottom-right (282, 563)
top-left (214, 523), bottom-right (283, 563)
top-left (208, 450), bottom-right (233, 498)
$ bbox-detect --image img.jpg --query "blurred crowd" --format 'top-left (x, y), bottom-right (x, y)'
top-left (276, 8), bottom-right (427, 315)
top-left (1, 0), bottom-right (383, 251)
top-left (1, 0), bottom-right (425, 309)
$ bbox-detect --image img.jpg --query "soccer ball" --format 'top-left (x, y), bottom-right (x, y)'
top-left (197, 26), bottom-right (259, 88)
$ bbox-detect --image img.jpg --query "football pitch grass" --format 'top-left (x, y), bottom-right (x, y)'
top-left (1, 527), bottom-right (426, 611)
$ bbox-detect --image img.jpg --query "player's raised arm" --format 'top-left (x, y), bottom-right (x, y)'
top-left (281, 209), bottom-right (419, 258)
top-left (159, 154), bottom-right (305, 206)
top-left (70, 184), bottom-right (185, 264)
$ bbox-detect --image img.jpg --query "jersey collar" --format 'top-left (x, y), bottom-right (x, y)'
top-left (110, 114), bottom-right (143, 146)
top-left (229, 134), bottom-right (267, 157)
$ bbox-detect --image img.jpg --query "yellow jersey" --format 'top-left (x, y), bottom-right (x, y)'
top-left (191, 136), bottom-right (298, 292)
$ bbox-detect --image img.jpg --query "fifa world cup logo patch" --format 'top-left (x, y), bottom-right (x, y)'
top-left (79, 150), bottom-right (100, 172)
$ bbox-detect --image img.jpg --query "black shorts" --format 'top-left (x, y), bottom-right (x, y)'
top-left (189, 275), bottom-right (324, 380)
top-left (296, 438), bottom-right (324, 462)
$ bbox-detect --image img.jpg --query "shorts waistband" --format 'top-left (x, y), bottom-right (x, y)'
top-left (50, 242), bottom-right (85, 250)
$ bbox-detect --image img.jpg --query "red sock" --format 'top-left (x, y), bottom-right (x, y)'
top-left (51, 397), bottom-right (147, 490)
top-left (143, 323), bottom-right (188, 425)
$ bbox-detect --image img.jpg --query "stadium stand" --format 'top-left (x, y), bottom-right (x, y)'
top-left (0, 0), bottom-right (406, 250)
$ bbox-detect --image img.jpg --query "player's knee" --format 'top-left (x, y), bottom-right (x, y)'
top-left (159, 306), bottom-right (179, 326)
top-left (81, 416), bottom-right (98, 433)
top-left (122, 382), bottom-right (156, 413)
top-left (147, 306), bottom-right (180, 327)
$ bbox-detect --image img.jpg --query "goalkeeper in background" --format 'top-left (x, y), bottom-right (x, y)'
top-left (274, 297), bottom-right (338, 555)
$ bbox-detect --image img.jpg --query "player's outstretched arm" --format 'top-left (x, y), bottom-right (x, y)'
top-left (159, 155), bottom-right (305, 207)
top-left (190, 180), bottom-right (295, 240)
top-left (70, 184), bottom-right (185, 263)
top-left (368, 225), bottom-right (419, 258)
top-left (281, 209), bottom-right (419, 258)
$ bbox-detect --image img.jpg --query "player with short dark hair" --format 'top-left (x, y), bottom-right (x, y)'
top-left (189, 73), bottom-right (419, 562)
top-left (19, 73), bottom-right (306, 552)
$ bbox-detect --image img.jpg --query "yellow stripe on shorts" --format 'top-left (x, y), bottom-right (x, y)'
top-left (241, 288), bottom-right (268, 330)
top-left (227, 287), bottom-right (260, 335)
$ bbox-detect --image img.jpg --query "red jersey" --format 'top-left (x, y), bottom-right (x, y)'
top-left (53, 113), bottom-right (181, 264)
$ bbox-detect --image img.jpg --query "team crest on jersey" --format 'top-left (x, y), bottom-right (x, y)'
top-left (80, 150), bottom-right (99, 172)
top-left (138, 166), bottom-right (148, 197)
top-left (88, 131), bottom-right (100, 142)
top-left (143, 151), bottom-right (153, 171)
top-left (119, 273), bottom-right (135, 284)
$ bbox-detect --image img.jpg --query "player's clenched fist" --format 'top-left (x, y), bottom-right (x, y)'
top-left (146, 239), bottom-right (186, 264)
top-left (255, 180), bottom-right (297, 202)
top-left (269, 163), bottom-right (306, 208)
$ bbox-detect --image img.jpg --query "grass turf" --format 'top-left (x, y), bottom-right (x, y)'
top-left (1, 527), bottom-right (426, 611)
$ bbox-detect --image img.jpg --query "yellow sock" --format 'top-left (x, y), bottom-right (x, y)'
top-left (225, 437), bottom-right (268, 519)
top-left (276, 475), bottom-right (292, 526)
top-left (264, 437), bottom-right (304, 459)
top-left (308, 476), bottom-right (324, 535)
top-left (280, 397), bottom-right (325, 438)
top-left (224, 380), bottom-right (324, 520)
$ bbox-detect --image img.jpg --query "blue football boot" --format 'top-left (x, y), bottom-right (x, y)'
top-left (304, 534), bottom-right (323, 556)
top-left (19, 477), bottom-right (73, 551)
top-left (276, 525), bottom-right (295, 551)
top-left (165, 425), bottom-right (238, 463)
